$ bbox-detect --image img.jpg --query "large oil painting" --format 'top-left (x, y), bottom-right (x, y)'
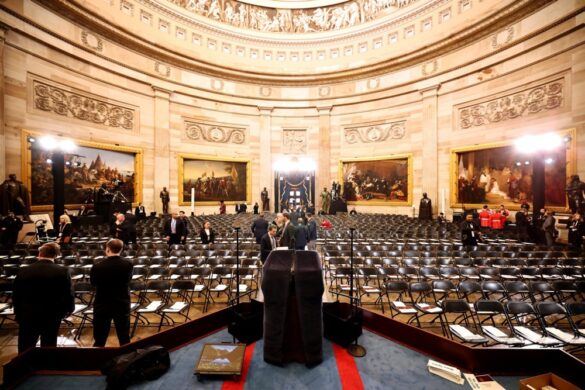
top-left (451, 134), bottom-right (575, 211)
top-left (339, 155), bottom-right (412, 205)
top-left (25, 134), bottom-right (141, 209)
top-left (179, 155), bottom-right (250, 205)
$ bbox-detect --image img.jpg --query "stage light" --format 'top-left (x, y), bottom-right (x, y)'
top-left (515, 133), bottom-right (562, 153)
top-left (65, 161), bottom-right (71, 166)
top-left (544, 157), bottom-right (554, 164)
top-left (39, 135), bottom-right (58, 151)
top-left (59, 139), bottom-right (77, 153)
top-left (515, 162), bottom-right (522, 166)
top-left (27, 136), bottom-right (36, 143)
top-left (46, 158), bottom-right (53, 164)
top-left (524, 161), bottom-right (530, 165)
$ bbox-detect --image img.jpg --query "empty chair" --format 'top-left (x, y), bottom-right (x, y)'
top-left (408, 282), bottom-right (443, 329)
top-left (505, 301), bottom-right (560, 347)
top-left (420, 267), bottom-right (441, 281)
top-left (536, 302), bottom-right (585, 351)
top-left (458, 280), bottom-right (482, 303)
top-left (441, 300), bottom-right (487, 345)
top-left (158, 280), bottom-right (196, 331)
top-left (474, 300), bottom-right (525, 346)
top-left (503, 281), bottom-right (531, 302)
top-left (529, 281), bottom-right (557, 302)
top-left (131, 280), bottom-right (170, 337)
top-left (481, 281), bottom-right (507, 302)
top-left (552, 281), bottom-right (578, 303)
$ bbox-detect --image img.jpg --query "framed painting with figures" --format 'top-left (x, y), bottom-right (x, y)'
top-left (450, 129), bottom-right (576, 212)
top-left (339, 155), bottom-right (412, 206)
top-left (22, 130), bottom-right (142, 211)
top-left (179, 155), bottom-right (251, 205)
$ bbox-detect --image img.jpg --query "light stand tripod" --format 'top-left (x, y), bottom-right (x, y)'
top-left (347, 225), bottom-right (366, 357)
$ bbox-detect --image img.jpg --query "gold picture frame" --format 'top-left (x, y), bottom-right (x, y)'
top-left (21, 129), bottom-right (143, 212)
top-left (449, 129), bottom-right (576, 212)
top-left (338, 154), bottom-right (413, 206)
top-left (178, 154), bottom-right (251, 206)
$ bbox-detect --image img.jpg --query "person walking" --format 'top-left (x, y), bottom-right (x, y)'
top-left (90, 239), bottom-right (133, 347)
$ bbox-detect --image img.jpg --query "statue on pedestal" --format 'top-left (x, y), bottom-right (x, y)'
top-left (419, 193), bottom-right (433, 220)
top-left (160, 187), bottom-right (170, 214)
top-left (320, 187), bottom-right (331, 214)
top-left (0, 174), bottom-right (31, 220)
top-left (566, 175), bottom-right (585, 214)
top-left (261, 187), bottom-right (270, 211)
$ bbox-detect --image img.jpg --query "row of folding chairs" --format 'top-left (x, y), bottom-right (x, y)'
top-left (441, 300), bottom-right (585, 351)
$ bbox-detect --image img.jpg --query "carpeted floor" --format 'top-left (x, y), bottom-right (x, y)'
top-left (16, 329), bottom-right (523, 389)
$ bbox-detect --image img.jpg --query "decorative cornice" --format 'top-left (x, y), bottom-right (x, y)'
top-left (458, 78), bottom-right (563, 129)
top-left (80, 30), bottom-right (103, 52)
top-left (344, 120), bottom-right (406, 143)
top-left (164, 0), bottom-right (419, 34)
top-left (32, 79), bottom-right (136, 130)
top-left (27, 0), bottom-right (556, 85)
top-left (184, 119), bottom-right (247, 144)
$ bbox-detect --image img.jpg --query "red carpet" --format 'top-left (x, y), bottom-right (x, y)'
top-left (221, 342), bottom-right (256, 390)
top-left (333, 343), bottom-right (364, 390)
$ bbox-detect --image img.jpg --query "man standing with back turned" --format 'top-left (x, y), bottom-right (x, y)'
top-left (91, 238), bottom-right (133, 347)
top-left (13, 242), bottom-right (74, 353)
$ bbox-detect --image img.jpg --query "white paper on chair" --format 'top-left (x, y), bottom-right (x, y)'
top-left (546, 327), bottom-right (585, 344)
top-left (392, 301), bottom-right (417, 313)
top-left (417, 303), bottom-right (442, 313)
top-left (168, 302), bottom-right (187, 311)
top-left (450, 325), bottom-right (484, 341)
top-left (515, 326), bottom-right (558, 344)
top-left (482, 326), bottom-right (524, 344)
top-left (427, 359), bottom-right (464, 385)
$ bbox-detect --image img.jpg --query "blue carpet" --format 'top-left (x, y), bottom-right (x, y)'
top-left (15, 329), bottom-right (523, 389)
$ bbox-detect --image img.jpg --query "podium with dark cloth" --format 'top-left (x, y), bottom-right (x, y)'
top-left (261, 250), bottom-right (324, 367)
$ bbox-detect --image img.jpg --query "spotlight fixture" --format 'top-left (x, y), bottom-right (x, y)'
top-left (544, 157), bottom-right (554, 164)
top-left (562, 135), bottom-right (572, 143)
top-left (515, 162), bottom-right (522, 166)
top-left (524, 161), bottom-right (530, 165)
top-left (65, 161), bottom-right (71, 166)
top-left (46, 158), bottom-right (53, 164)
top-left (27, 136), bottom-right (36, 143)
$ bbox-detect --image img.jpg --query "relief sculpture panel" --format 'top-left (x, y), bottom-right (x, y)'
top-left (344, 120), bottom-right (406, 144)
top-left (185, 120), bottom-right (247, 144)
top-left (458, 79), bottom-right (563, 129)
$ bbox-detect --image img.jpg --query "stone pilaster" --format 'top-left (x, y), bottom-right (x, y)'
top-left (152, 86), bottom-right (172, 214)
top-left (0, 28), bottom-right (6, 182)
top-left (317, 105), bottom-right (332, 212)
top-left (419, 85), bottom-right (440, 215)
top-left (257, 106), bottom-right (273, 211)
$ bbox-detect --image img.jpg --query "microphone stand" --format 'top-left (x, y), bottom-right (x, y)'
top-left (234, 225), bottom-right (241, 306)
top-left (347, 225), bottom-right (366, 357)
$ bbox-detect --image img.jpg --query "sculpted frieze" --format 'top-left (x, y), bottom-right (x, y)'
top-left (185, 120), bottom-right (247, 144)
top-left (344, 121), bottom-right (406, 144)
top-left (166, 0), bottom-right (418, 33)
top-left (32, 80), bottom-right (135, 130)
top-left (458, 79), bottom-right (563, 129)
top-left (283, 129), bottom-right (307, 154)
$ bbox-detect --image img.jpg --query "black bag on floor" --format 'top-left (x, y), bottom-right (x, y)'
top-left (101, 345), bottom-right (170, 389)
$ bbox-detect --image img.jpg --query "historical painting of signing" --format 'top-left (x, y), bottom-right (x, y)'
top-left (451, 136), bottom-right (574, 211)
top-left (24, 132), bottom-right (142, 209)
top-left (179, 155), bottom-right (251, 205)
top-left (339, 155), bottom-right (412, 205)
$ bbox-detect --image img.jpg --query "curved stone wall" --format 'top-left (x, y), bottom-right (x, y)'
top-left (0, 0), bottom-right (583, 216)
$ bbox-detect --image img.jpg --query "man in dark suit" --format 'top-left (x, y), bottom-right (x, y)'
top-left (13, 242), bottom-right (74, 353)
top-left (110, 213), bottom-right (130, 244)
top-left (251, 213), bottom-right (269, 244)
top-left (306, 212), bottom-right (318, 251)
top-left (260, 225), bottom-right (278, 264)
top-left (134, 202), bottom-right (147, 220)
top-left (278, 212), bottom-right (296, 249)
top-left (164, 211), bottom-right (186, 246)
top-left (179, 211), bottom-right (190, 244)
top-left (515, 206), bottom-right (531, 242)
top-left (460, 213), bottom-right (481, 247)
top-left (294, 218), bottom-right (309, 250)
top-left (124, 210), bottom-right (138, 244)
top-left (90, 239), bottom-right (133, 347)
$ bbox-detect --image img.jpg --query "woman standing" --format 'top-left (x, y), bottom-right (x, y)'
top-left (57, 214), bottom-right (72, 245)
top-left (199, 221), bottom-right (216, 245)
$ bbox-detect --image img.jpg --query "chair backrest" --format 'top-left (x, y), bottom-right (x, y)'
top-left (506, 301), bottom-right (536, 315)
top-left (442, 299), bottom-right (471, 314)
top-left (475, 299), bottom-right (504, 314)
top-left (535, 302), bottom-right (565, 317)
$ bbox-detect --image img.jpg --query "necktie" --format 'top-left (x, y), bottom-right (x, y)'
top-left (271, 236), bottom-right (276, 249)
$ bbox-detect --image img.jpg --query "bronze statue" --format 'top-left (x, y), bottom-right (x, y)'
top-left (160, 187), bottom-right (170, 214)
top-left (261, 187), bottom-right (269, 212)
top-left (320, 187), bottom-right (331, 214)
top-left (566, 175), bottom-right (585, 214)
top-left (0, 174), bottom-right (31, 219)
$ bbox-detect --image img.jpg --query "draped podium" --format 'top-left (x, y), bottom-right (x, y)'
top-left (261, 250), bottom-right (324, 367)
